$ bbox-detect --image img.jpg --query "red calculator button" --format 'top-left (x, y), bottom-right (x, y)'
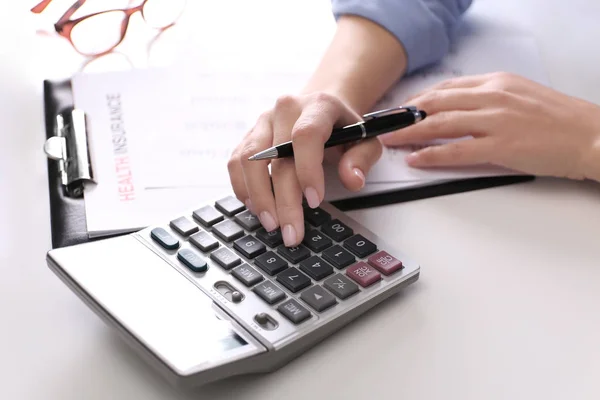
top-left (346, 262), bottom-right (381, 287)
top-left (367, 251), bottom-right (403, 275)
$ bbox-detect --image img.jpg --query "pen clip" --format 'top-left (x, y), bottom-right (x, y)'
top-left (362, 106), bottom-right (418, 121)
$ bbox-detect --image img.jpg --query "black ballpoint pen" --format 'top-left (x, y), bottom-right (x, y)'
top-left (248, 106), bottom-right (427, 161)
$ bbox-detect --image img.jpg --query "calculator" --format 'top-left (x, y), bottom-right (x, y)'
top-left (46, 195), bottom-right (420, 388)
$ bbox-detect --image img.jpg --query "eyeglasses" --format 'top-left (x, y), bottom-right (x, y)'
top-left (31, 0), bottom-right (187, 57)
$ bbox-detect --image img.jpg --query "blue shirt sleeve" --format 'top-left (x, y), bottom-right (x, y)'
top-left (331, 0), bottom-right (473, 74)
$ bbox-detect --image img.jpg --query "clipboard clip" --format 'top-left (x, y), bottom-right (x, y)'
top-left (44, 108), bottom-right (95, 198)
top-left (362, 106), bottom-right (422, 122)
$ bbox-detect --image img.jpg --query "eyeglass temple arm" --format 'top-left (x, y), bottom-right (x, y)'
top-left (30, 0), bottom-right (88, 27)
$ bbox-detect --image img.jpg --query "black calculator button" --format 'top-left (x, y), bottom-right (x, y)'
top-left (232, 264), bottom-right (264, 287)
top-left (233, 235), bottom-right (266, 259)
top-left (277, 244), bottom-right (311, 264)
top-left (212, 220), bottom-right (245, 242)
top-left (255, 252), bottom-right (288, 276)
top-left (215, 196), bottom-right (246, 217)
top-left (253, 281), bottom-right (286, 305)
top-left (256, 228), bottom-right (283, 248)
top-left (321, 219), bottom-right (354, 242)
top-left (276, 268), bottom-right (311, 293)
top-left (234, 210), bottom-right (261, 231)
top-left (302, 230), bottom-right (333, 252)
top-left (344, 234), bottom-right (378, 258)
top-left (322, 245), bottom-right (355, 269)
top-left (277, 299), bottom-right (311, 324)
top-left (192, 206), bottom-right (224, 227)
top-left (210, 247), bottom-right (241, 270)
top-left (300, 286), bottom-right (337, 312)
top-left (150, 228), bottom-right (179, 250)
top-left (169, 216), bottom-right (199, 236)
top-left (299, 256), bottom-right (334, 281)
top-left (189, 231), bottom-right (219, 252)
top-left (323, 274), bottom-right (360, 300)
top-left (303, 207), bottom-right (331, 227)
top-left (177, 249), bottom-right (207, 273)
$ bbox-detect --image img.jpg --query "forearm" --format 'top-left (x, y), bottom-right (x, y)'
top-left (301, 15), bottom-right (407, 115)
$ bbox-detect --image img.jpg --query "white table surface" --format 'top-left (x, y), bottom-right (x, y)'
top-left (2, 1), bottom-right (600, 399)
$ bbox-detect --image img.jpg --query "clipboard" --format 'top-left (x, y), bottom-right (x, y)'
top-left (42, 78), bottom-right (535, 249)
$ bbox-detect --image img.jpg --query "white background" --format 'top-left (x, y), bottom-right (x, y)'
top-left (2, 0), bottom-right (600, 399)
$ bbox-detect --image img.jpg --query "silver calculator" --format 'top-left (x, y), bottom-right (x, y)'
top-left (46, 195), bottom-right (420, 388)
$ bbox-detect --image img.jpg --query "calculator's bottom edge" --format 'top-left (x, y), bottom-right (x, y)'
top-left (45, 250), bottom-right (267, 389)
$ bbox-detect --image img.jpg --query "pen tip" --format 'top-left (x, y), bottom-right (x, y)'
top-left (420, 110), bottom-right (427, 119)
top-left (247, 155), bottom-right (256, 161)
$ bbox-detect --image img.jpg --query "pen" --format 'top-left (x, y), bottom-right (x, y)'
top-left (248, 106), bottom-right (426, 161)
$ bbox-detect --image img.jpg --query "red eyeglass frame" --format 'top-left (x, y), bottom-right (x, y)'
top-left (31, 0), bottom-right (180, 56)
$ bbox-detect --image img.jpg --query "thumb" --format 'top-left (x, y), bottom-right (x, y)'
top-left (337, 137), bottom-right (383, 192)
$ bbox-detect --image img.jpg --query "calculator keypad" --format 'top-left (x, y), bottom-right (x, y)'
top-left (146, 201), bottom-right (412, 334)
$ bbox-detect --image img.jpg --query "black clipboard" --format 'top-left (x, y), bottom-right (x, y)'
top-left (43, 79), bottom-right (535, 249)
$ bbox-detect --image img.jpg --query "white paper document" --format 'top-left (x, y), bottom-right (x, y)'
top-left (72, 34), bottom-right (549, 236)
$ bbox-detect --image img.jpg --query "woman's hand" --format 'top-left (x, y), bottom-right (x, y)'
top-left (380, 72), bottom-right (600, 181)
top-left (227, 92), bottom-right (383, 247)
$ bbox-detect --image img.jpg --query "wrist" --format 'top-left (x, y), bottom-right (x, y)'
top-left (299, 15), bottom-right (407, 115)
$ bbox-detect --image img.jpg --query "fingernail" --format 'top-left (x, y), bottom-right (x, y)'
top-left (245, 198), bottom-right (253, 213)
top-left (282, 224), bottom-right (297, 247)
top-left (406, 152), bottom-right (420, 165)
top-left (304, 186), bottom-right (320, 209)
top-left (259, 211), bottom-right (277, 232)
top-left (353, 168), bottom-right (365, 189)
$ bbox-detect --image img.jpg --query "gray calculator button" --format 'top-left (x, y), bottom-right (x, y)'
top-left (277, 299), bottom-right (311, 324)
top-left (276, 268), bottom-right (311, 293)
top-left (193, 206), bottom-right (224, 227)
top-left (322, 245), bottom-right (355, 269)
top-left (300, 285), bottom-right (337, 312)
top-left (299, 256), bottom-right (334, 281)
top-left (302, 229), bottom-right (333, 252)
top-left (189, 231), bottom-right (219, 252)
top-left (233, 235), bottom-right (266, 259)
top-left (323, 274), bottom-right (359, 300)
top-left (253, 281), bottom-right (286, 305)
top-left (212, 220), bottom-right (245, 242)
top-left (256, 228), bottom-right (283, 248)
top-left (321, 219), bottom-right (354, 242)
top-left (232, 264), bottom-right (264, 287)
top-left (344, 234), bottom-right (378, 258)
top-left (255, 251), bottom-right (288, 276)
top-left (234, 210), bottom-right (261, 231)
top-left (303, 206), bottom-right (331, 227)
top-left (277, 244), bottom-right (311, 264)
top-left (150, 228), bottom-right (179, 250)
top-left (169, 216), bottom-right (199, 236)
top-left (210, 247), bottom-right (241, 270)
top-left (177, 249), bottom-right (207, 273)
top-left (215, 196), bottom-right (246, 217)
